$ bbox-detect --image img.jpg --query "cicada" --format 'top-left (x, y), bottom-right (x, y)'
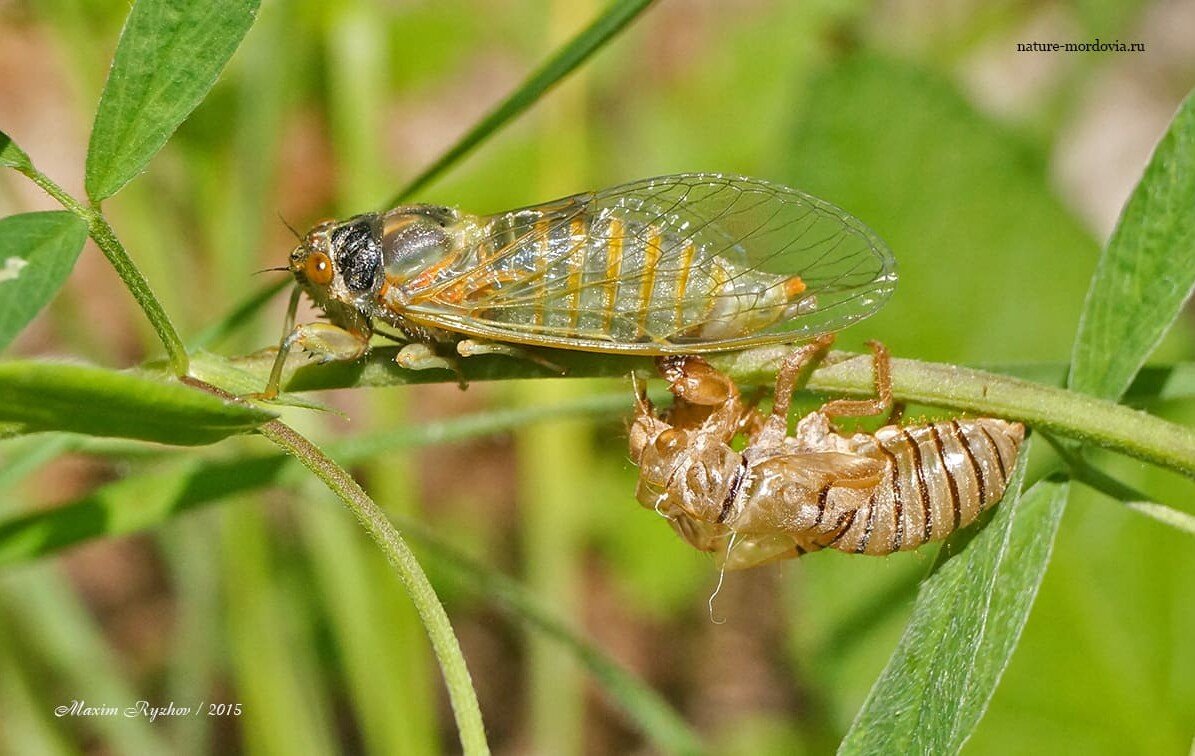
top-left (260, 173), bottom-right (896, 395)
top-left (629, 337), bottom-right (1025, 570)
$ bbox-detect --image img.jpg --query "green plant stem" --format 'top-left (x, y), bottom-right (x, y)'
top-left (176, 374), bottom-right (487, 753)
top-left (795, 350), bottom-right (1195, 480)
top-left (15, 163), bottom-right (189, 374)
top-left (253, 418), bottom-right (489, 755)
top-left (230, 344), bottom-right (1195, 480)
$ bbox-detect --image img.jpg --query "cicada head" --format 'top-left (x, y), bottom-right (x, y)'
top-left (290, 214), bottom-right (385, 308)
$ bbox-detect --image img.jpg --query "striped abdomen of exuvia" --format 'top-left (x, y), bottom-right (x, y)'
top-left (727, 418), bottom-right (1025, 557)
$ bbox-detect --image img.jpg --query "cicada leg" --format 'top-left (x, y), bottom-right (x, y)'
top-left (747, 334), bottom-right (835, 448)
top-left (818, 340), bottom-right (894, 421)
top-left (256, 287), bottom-right (370, 399)
top-left (654, 355), bottom-right (747, 443)
top-left (395, 343), bottom-right (467, 388)
top-left (455, 338), bottom-right (565, 374)
top-left (771, 334), bottom-right (836, 420)
top-left (656, 355), bottom-right (737, 407)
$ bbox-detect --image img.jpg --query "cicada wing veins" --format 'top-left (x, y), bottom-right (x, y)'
top-left (400, 173), bottom-right (896, 354)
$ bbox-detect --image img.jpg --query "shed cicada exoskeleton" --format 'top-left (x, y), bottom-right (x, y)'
top-left (259, 174), bottom-right (896, 395)
top-left (629, 337), bottom-right (1025, 570)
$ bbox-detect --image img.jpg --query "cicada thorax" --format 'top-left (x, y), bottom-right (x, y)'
top-left (373, 206), bottom-right (469, 300)
top-left (389, 201), bottom-right (813, 349)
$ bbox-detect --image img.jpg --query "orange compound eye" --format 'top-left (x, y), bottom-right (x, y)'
top-left (304, 252), bottom-right (334, 285)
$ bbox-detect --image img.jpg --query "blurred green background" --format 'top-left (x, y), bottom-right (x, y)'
top-left (1, 0), bottom-right (1193, 753)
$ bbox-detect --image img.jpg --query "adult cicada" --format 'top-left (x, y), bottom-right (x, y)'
top-left (260, 173), bottom-right (896, 396)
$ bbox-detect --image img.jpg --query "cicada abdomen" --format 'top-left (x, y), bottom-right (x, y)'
top-left (783, 418), bottom-right (1025, 556)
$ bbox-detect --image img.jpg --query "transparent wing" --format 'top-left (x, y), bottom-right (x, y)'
top-left (405, 173), bottom-right (896, 353)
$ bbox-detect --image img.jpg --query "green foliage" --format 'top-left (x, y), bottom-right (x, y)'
top-left (85, 0), bottom-right (260, 201)
top-left (0, 130), bottom-right (32, 171)
top-left (0, 392), bottom-right (643, 563)
top-left (0, 362), bottom-right (274, 444)
top-left (840, 462), bottom-right (1068, 753)
top-left (786, 54), bottom-right (1097, 361)
top-left (390, 0), bottom-right (658, 204)
top-left (1071, 90), bottom-right (1195, 400)
top-left (0, 212), bottom-right (88, 352)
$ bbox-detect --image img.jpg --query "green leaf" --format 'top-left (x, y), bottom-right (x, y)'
top-left (0, 129), bottom-right (32, 171)
top-left (1043, 436), bottom-right (1195, 538)
top-left (1071, 88), bottom-right (1195, 400)
top-left (0, 212), bottom-right (88, 352)
top-left (0, 362), bottom-right (274, 444)
top-left (388, 0), bottom-right (657, 205)
top-left (85, 0), bottom-right (260, 201)
top-left (839, 451), bottom-right (1068, 754)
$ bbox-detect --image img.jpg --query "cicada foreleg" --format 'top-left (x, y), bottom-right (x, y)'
top-left (256, 287), bottom-right (371, 399)
top-left (655, 355), bottom-right (749, 443)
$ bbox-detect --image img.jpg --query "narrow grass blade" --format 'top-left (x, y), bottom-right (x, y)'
top-left (85, 0), bottom-right (260, 201)
top-left (0, 637), bottom-right (75, 756)
top-left (0, 436), bottom-right (75, 515)
top-left (0, 362), bottom-right (274, 444)
top-left (1070, 88), bottom-right (1195, 400)
top-left (300, 499), bottom-right (441, 755)
top-left (387, 0), bottom-right (657, 205)
top-left (0, 398), bottom-right (700, 753)
top-left (404, 517), bottom-right (705, 756)
top-left (254, 419), bottom-right (489, 755)
top-left (1124, 501), bottom-right (1195, 536)
top-left (1044, 437), bottom-right (1195, 537)
top-left (840, 449), bottom-right (1068, 754)
top-left (0, 458), bottom-right (281, 564)
top-left (0, 565), bottom-right (173, 755)
top-left (187, 278), bottom-right (289, 351)
top-left (221, 504), bottom-right (339, 756)
top-left (0, 212), bottom-right (88, 352)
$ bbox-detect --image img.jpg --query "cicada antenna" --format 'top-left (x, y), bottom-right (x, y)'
top-left (278, 212), bottom-right (303, 241)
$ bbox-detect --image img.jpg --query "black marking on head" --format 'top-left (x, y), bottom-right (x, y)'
top-left (332, 218), bottom-right (382, 292)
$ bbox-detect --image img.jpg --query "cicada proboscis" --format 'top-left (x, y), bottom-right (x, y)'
top-left (259, 174), bottom-right (896, 395)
